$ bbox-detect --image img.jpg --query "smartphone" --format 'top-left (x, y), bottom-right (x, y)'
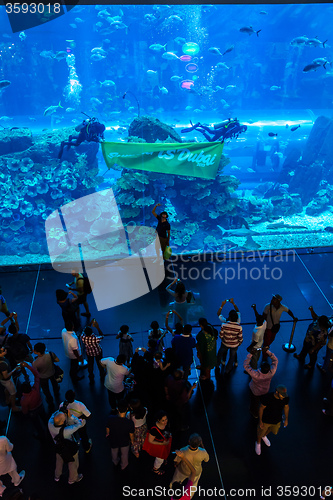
top-left (138, 348), bottom-right (142, 351)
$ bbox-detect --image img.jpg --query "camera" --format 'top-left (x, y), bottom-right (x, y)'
top-left (138, 347), bottom-right (142, 351)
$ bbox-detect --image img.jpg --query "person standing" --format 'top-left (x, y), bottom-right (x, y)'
top-left (60, 390), bottom-right (92, 454)
top-left (142, 410), bottom-right (172, 475)
top-left (0, 288), bottom-right (10, 318)
top-left (19, 362), bottom-right (47, 440)
top-left (152, 203), bottom-right (171, 258)
top-left (258, 294), bottom-right (298, 354)
top-left (166, 279), bottom-right (189, 326)
top-left (32, 342), bottom-right (60, 406)
top-left (48, 410), bottom-right (84, 484)
top-left (218, 305), bottom-right (243, 375)
top-left (61, 322), bottom-right (84, 383)
top-left (170, 433), bottom-right (209, 495)
top-left (244, 349), bottom-right (278, 418)
top-left (81, 320), bottom-right (105, 383)
top-left (116, 325), bottom-right (134, 366)
top-left (246, 304), bottom-right (267, 369)
top-left (0, 347), bottom-right (21, 412)
top-left (0, 437), bottom-right (25, 496)
top-left (106, 400), bottom-right (134, 471)
top-left (67, 269), bottom-right (91, 318)
top-left (171, 324), bottom-right (196, 380)
top-left (100, 354), bottom-right (129, 411)
top-left (294, 308), bottom-right (330, 369)
top-left (196, 319), bottom-right (217, 380)
top-left (255, 385), bottom-right (289, 455)
top-left (217, 298), bottom-right (241, 369)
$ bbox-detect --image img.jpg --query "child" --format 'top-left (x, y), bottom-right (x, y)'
top-left (116, 325), bottom-right (133, 365)
top-left (127, 399), bottom-right (148, 458)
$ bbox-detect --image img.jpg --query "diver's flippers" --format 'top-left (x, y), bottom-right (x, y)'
top-left (181, 121), bottom-right (201, 133)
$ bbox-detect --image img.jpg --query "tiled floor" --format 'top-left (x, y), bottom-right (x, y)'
top-left (0, 247), bottom-right (332, 499)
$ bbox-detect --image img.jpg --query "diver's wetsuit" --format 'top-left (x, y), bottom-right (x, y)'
top-left (181, 119), bottom-right (247, 142)
top-left (58, 119), bottom-right (105, 159)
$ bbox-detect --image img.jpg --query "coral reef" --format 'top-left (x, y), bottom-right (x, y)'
top-left (0, 127), bottom-right (101, 259)
top-left (128, 115), bottom-right (182, 143)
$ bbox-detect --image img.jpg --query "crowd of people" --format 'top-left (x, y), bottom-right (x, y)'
top-left (0, 280), bottom-right (331, 499)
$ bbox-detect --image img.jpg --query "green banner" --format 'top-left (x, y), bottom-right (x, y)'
top-left (101, 141), bottom-right (223, 180)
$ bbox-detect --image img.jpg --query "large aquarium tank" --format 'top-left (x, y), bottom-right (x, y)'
top-left (1, 2), bottom-right (333, 266)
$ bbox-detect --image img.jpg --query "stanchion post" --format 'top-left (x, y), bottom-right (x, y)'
top-left (282, 320), bottom-right (297, 352)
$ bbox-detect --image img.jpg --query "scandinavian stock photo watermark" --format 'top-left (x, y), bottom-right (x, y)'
top-left (166, 248), bottom-right (297, 284)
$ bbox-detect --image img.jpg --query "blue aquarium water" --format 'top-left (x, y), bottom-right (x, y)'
top-left (0, 3), bottom-right (333, 266)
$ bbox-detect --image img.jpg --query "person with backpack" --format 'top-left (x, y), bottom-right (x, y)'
top-left (67, 269), bottom-right (91, 318)
top-left (48, 410), bottom-right (84, 484)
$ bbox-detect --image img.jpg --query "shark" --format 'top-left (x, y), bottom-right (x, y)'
top-left (228, 235), bottom-right (261, 252)
top-left (217, 224), bottom-right (259, 237)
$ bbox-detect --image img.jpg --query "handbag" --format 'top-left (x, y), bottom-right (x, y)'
top-left (270, 304), bottom-right (280, 334)
top-left (54, 425), bottom-right (79, 463)
top-left (50, 351), bottom-right (64, 383)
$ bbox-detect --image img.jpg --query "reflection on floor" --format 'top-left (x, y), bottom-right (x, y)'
top-left (0, 247), bottom-right (332, 499)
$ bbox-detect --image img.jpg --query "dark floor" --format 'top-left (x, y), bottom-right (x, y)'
top-left (1, 247), bottom-right (332, 500)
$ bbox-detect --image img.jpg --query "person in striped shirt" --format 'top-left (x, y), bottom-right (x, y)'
top-left (217, 298), bottom-right (243, 374)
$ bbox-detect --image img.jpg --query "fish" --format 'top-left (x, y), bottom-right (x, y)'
top-left (225, 85), bottom-right (236, 92)
top-left (303, 62), bottom-right (322, 72)
top-left (65, 108), bottom-right (75, 113)
top-left (91, 47), bottom-right (107, 55)
top-left (324, 226), bottom-right (333, 233)
top-left (312, 57), bottom-right (330, 68)
top-left (108, 20), bottom-right (128, 30)
top-left (75, 17), bottom-right (84, 23)
top-left (268, 132), bottom-right (278, 137)
top-left (40, 50), bottom-right (55, 59)
top-left (69, 24), bottom-right (77, 29)
top-left (54, 51), bottom-right (67, 61)
top-left (159, 86), bottom-right (168, 94)
top-left (90, 97), bottom-right (102, 105)
top-left (185, 106), bottom-right (192, 111)
top-left (215, 62), bottom-right (230, 71)
top-left (260, 10), bottom-right (268, 14)
top-left (290, 36), bottom-right (308, 45)
top-left (239, 26), bottom-right (261, 36)
top-left (149, 43), bottom-right (167, 52)
top-left (44, 102), bottom-right (63, 116)
top-left (0, 116), bottom-right (13, 121)
top-left (223, 45), bottom-right (234, 56)
top-left (91, 54), bottom-right (106, 62)
top-left (147, 70), bottom-right (158, 76)
top-left (231, 165), bottom-right (241, 170)
top-left (174, 37), bottom-right (186, 45)
top-left (0, 80), bottom-right (11, 90)
top-left (208, 47), bottom-right (222, 56)
top-left (99, 80), bottom-right (115, 87)
top-left (29, 117), bottom-right (37, 121)
top-left (170, 75), bottom-right (183, 82)
top-left (274, 152), bottom-right (284, 159)
top-left (290, 125), bottom-right (301, 132)
top-left (66, 40), bottom-right (76, 49)
top-left (270, 86), bottom-right (281, 91)
top-left (306, 37), bottom-right (327, 48)
top-left (218, 225), bottom-right (259, 237)
top-left (97, 9), bottom-right (111, 18)
top-left (215, 86), bottom-right (224, 91)
top-left (247, 168), bottom-right (255, 173)
top-left (19, 31), bottom-right (26, 41)
top-left (162, 52), bottom-right (179, 61)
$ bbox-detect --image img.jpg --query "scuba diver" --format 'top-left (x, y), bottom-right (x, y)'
top-left (58, 115), bottom-right (106, 159)
top-left (181, 118), bottom-right (247, 143)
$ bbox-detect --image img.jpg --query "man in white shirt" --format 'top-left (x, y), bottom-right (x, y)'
top-left (60, 389), bottom-right (92, 453)
top-left (170, 433), bottom-right (209, 496)
top-left (61, 322), bottom-right (84, 382)
top-left (100, 354), bottom-right (129, 411)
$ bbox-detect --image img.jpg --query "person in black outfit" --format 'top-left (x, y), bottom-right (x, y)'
top-left (106, 400), bottom-right (134, 471)
top-left (152, 203), bottom-right (171, 259)
top-left (181, 118), bottom-right (247, 143)
top-left (58, 117), bottom-right (105, 159)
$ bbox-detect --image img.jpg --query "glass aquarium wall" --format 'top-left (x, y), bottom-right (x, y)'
top-left (1, 3), bottom-right (333, 266)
